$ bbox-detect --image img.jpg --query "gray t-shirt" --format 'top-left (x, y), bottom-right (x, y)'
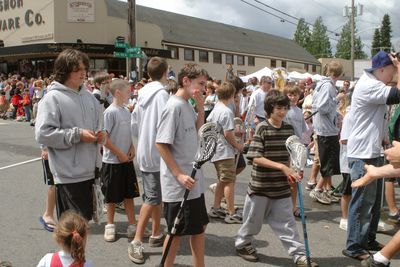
top-left (156, 95), bottom-right (204, 202)
top-left (347, 71), bottom-right (391, 159)
top-left (207, 102), bottom-right (235, 162)
top-left (102, 104), bottom-right (132, 164)
top-left (284, 105), bottom-right (307, 138)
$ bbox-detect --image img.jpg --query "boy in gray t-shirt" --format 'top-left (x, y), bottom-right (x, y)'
top-left (102, 80), bottom-right (139, 242)
top-left (207, 82), bottom-right (243, 224)
top-left (156, 64), bottom-right (209, 267)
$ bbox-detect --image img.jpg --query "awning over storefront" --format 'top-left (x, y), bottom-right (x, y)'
top-left (0, 43), bottom-right (171, 59)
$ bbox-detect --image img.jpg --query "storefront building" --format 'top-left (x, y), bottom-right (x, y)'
top-left (0, 0), bottom-right (320, 79)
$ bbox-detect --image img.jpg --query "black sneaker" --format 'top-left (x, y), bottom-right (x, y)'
top-left (361, 256), bottom-right (390, 267)
top-left (367, 241), bottom-right (385, 251)
top-left (387, 212), bottom-right (400, 224)
top-left (236, 244), bottom-right (259, 262)
top-left (208, 207), bottom-right (226, 219)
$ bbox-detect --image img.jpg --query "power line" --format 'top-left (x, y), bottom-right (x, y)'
top-left (252, 0), bottom-right (340, 36)
top-left (240, 0), bottom-right (297, 26)
top-left (240, 0), bottom-right (340, 43)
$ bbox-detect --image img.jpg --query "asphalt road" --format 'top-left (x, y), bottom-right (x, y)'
top-left (1, 120), bottom-right (400, 267)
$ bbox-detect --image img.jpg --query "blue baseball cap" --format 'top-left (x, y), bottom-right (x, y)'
top-left (365, 51), bottom-right (394, 73)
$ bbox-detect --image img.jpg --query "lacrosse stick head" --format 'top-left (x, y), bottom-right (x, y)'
top-left (193, 122), bottom-right (219, 169)
top-left (285, 135), bottom-right (307, 172)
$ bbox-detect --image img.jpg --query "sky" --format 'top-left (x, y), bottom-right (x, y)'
top-left (133, 0), bottom-right (400, 57)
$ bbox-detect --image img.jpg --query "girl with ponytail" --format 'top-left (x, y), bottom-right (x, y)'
top-left (37, 211), bottom-right (92, 267)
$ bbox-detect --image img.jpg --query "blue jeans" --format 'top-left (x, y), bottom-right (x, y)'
top-left (345, 157), bottom-right (383, 256)
top-left (23, 105), bottom-right (31, 122)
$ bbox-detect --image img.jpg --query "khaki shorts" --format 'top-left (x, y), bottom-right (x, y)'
top-left (214, 158), bottom-right (236, 183)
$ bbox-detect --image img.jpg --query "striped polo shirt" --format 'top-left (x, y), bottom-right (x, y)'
top-left (246, 120), bottom-right (294, 199)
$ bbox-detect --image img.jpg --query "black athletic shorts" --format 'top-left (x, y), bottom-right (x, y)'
top-left (55, 179), bottom-right (94, 221)
top-left (317, 135), bottom-right (340, 177)
top-left (42, 159), bottom-right (54, 186)
top-left (163, 194), bottom-right (209, 236)
top-left (101, 162), bottom-right (140, 203)
top-left (341, 173), bottom-right (352, 196)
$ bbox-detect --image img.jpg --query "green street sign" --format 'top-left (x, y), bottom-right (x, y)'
top-left (113, 51), bottom-right (127, 58)
top-left (127, 46), bottom-right (141, 54)
top-left (127, 53), bottom-right (144, 58)
top-left (114, 42), bottom-right (128, 49)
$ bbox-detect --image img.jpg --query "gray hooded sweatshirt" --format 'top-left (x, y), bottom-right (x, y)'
top-left (312, 77), bottom-right (339, 137)
top-left (35, 81), bottom-right (102, 184)
top-left (131, 81), bottom-right (169, 172)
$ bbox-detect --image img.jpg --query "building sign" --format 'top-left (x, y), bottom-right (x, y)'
top-left (67, 0), bottom-right (95, 23)
top-left (0, 0), bottom-right (46, 32)
top-left (21, 33), bottom-right (53, 43)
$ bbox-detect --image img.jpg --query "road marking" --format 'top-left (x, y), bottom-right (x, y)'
top-left (0, 123), bottom-right (9, 125)
top-left (0, 157), bottom-right (41, 170)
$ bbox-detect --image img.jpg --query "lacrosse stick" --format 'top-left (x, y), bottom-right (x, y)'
top-left (286, 135), bottom-right (312, 267)
top-left (93, 111), bottom-right (106, 224)
top-left (234, 117), bottom-right (244, 167)
top-left (243, 104), bottom-right (256, 153)
top-left (160, 122), bottom-right (219, 267)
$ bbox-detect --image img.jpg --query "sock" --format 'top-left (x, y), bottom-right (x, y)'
top-left (389, 211), bottom-right (398, 216)
top-left (373, 252), bottom-right (390, 265)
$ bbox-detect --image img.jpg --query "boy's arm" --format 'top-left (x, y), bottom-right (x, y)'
top-left (225, 130), bottom-right (243, 152)
top-left (314, 85), bottom-right (338, 115)
top-left (352, 164), bottom-right (400, 188)
top-left (35, 96), bottom-right (96, 149)
top-left (156, 143), bottom-right (195, 190)
top-left (253, 156), bottom-right (300, 183)
top-left (104, 135), bottom-right (129, 163)
top-left (193, 89), bottom-right (205, 130)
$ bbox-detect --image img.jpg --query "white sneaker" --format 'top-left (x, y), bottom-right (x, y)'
top-left (104, 224), bottom-right (116, 242)
top-left (127, 224), bottom-right (137, 239)
top-left (378, 220), bottom-right (387, 232)
top-left (209, 183), bottom-right (217, 193)
top-left (339, 218), bottom-right (348, 231)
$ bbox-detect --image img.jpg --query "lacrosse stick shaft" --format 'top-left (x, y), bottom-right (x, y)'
top-left (160, 168), bottom-right (197, 267)
top-left (297, 181), bottom-right (312, 267)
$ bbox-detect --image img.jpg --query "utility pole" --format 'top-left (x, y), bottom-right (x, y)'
top-left (344, 1), bottom-right (362, 81)
top-left (350, 0), bottom-right (355, 81)
top-left (128, 0), bottom-right (136, 80)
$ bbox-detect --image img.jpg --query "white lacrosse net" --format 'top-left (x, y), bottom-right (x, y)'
top-left (285, 135), bottom-right (307, 172)
top-left (194, 122), bottom-right (219, 168)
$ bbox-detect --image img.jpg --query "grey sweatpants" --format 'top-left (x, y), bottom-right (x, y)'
top-left (235, 194), bottom-right (306, 263)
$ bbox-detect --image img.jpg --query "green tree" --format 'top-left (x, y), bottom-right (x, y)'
top-left (380, 14), bottom-right (392, 53)
top-left (335, 20), bottom-right (366, 59)
top-left (371, 28), bottom-right (381, 56)
top-left (309, 16), bottom-right (332, 58)
top-left (293, 18), bottom-right (311, 52)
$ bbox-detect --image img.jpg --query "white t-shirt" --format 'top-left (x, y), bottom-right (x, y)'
top-left (102, 104), bottom-right (132, 164)
top-left (207, 102), bottom-right (235, 162)
top-left (156, 95), bottom-right (204, 202)
top-left (347, 71), bottom-right (392, 159)
top-left (246, 84), bottom-right (258, 92)
top-left (37, 251), bottom-right (93, 267)
top-left (247, 88), bottom-right (266, 118)
top-left (339, 111), bottom-right (352, 173)
top-left (284, 105), bottom-right (308, 138)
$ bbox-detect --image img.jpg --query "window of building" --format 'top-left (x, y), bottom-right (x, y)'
top-left (184, 48), bottom-right (194, 61)
top-left (237, 55), bottom-right (244, 65)
top-left (312, 64), bottom-right (317, 72)
top-left (281, 61), bottom-right (287, 68)
top-left (213, 52), bottom-right (222, 64)
top-left (199, 50), bottom-right (209, 62)
top-left (248, 56), bottom-right (255, 66)
top-left (304, 63), bottom-right (309, 71)
top-left (167, 46), bottom-right (179, 59)
top-left (226, 54), bottom-right (234, 65)
top-left (270, 59), bottom-right (276, 68)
